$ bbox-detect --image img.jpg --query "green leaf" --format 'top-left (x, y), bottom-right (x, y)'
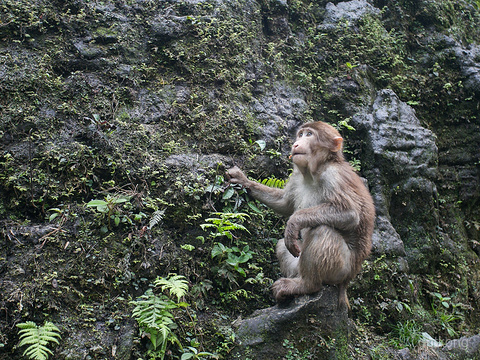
top-left (222, 187), bottom-right (235, 200)
top-left (86, 199), bottom-right (108, 213)
top-left (154, 274), bottom-right (189, 302)
top-left (48, 213), bottom-right (59, 221)
top-left (254, 139), bottom-right (266, 151)
top-left (237, 252), bottom-right (253, 264)
top-left (112, 197), bottom-right (128, 204)
top-left (211, 243), bottom-right (226, 258)
top-left (235, 267), bottom-right (246, 277)
top-left (181, 244), bottom-right (195, 252)
top-left (86, 199), bottom-right (108, 207)
top-left (17, 321), bottom-right (61, 360)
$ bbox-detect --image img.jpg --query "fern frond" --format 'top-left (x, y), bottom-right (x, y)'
top-left (23, 344), bottom-right (53, 360)
top-left (154, 274), bottom-right (189, 302)
top-left (130, 286), bottom-right (186, 355)
top-left (148, 209), bottom-right (165, 229)
top-left (219, 224), bottom-right (249, 233)
top-left (211, 212), bottom-right (250, 221)
top-left (260, 177), bottom-right (285, 188)
top-left (17, 321), bottom-right (61, 360)
top-left (157, 323), bottom-right (172, 344)
top-left (131, 290), bottom-right (175, 329)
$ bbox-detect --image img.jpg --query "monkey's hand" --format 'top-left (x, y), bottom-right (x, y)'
top-left (226, 166), bottom-right (250, 187)
top-left (284, 218), bottom-right (301, 257)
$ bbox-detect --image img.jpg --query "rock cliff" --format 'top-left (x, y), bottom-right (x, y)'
top-left (0, 0), bottom-right (479, 359)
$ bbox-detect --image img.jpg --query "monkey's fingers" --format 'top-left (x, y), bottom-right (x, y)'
top-left (225, 167), bottom-right (247, 186)
top-left (291, 247), bottom-right (301, 258)
top-left (225, 169), bottom-right (236, 182)
top-left (225, 173), bottom-right (240, 184)
top-left (286, 241), bottom-right (301, 257)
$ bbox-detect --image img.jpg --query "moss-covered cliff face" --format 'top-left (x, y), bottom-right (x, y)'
top-left (1, 0), bottom-right (479, 359)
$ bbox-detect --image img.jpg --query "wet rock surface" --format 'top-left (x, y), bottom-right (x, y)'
top-left (321, 0), bottom-right (380, 31)
top-left (352, 89), bottom-right (439, 254)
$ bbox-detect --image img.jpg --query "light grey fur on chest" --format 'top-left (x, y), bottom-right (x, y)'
top-left (291, 166), bottom-right (339, 210)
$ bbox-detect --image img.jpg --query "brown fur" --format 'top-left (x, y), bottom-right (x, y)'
top-left (227, 121), bottom-right (375, 310)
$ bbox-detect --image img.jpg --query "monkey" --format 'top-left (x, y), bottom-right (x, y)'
top-left (226, 121), bottom-right (375, 310)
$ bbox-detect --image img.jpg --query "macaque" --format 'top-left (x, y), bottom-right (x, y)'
top-left (226, 121), bottom-right (375, 310)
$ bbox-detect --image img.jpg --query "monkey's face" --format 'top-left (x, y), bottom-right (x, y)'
top-left (291, 124), bottom-right (344, 172)
top-left (291, 127), bottom-right (318, 169)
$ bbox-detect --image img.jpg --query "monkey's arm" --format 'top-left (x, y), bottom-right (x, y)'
top-left (226, 166), bottom-right (294, 216)
top-left (284, 204), bottom-right (360, 257)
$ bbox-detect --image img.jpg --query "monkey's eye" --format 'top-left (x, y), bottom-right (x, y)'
top-left (306, 131), bottom-right (313, 136)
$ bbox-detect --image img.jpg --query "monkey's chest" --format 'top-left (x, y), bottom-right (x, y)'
top-left (293, 185), bottom-right (325, 210)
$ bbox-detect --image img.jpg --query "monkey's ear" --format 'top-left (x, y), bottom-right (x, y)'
top-left (332, 137), bottom-right (343, 152)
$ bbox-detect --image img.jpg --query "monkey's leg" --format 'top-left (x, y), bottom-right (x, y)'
top-left (303, 226), bottom-right (353, 310)
top-left (275, 226), bottom-right (353, 303)
top-left (273, 232), bottom-right (323, 301)
top-left (276, 238), bottom-right (300, 278)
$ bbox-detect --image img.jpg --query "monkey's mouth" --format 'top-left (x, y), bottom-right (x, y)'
top-left (289, 153), bottom-right (305, 160)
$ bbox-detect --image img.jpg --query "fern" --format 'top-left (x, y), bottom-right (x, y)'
top-left (200, 212), bottom-right (250, 241)
top-left (260, 177), bottom-right (285, 189)
top-left (17, 321), bottom-right (61, 360)
top-left (148, 209), bottom-right (165, 230)
top-left (131, 274), bottom-right (190, 359)
top-left (154, 274), bottom-right (189, 302)
top-left (131, 290), bottom-right (177, 328)
top-left (131, 289), bottom-right (181, 357)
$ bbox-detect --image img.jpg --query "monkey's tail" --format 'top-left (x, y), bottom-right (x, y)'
top-left (338, 283), bottom-right (350, 312)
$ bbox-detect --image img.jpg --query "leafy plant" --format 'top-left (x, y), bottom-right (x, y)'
top-left (204, 175), bottom-right (226, 196)
top-left (47, 206), bottom-right (69, 223)
top-left (16, 321), bottom-right (61, 360)
top-left (200, 212), bottom-right (250, 242)
top-left (248, 139), bottom-right (266, 151)
top-left (283, 339), bottom-right (311, 360)
top-left (154, 274), bottom-right (189, 303)
top-left (131, 275), bottom-right (219, 359)
top-left (211, 243), bottom-right (254, 285)
top-left (181, 346), bottom-right (218, 360)
top-left (191, 280), bottom-right (214, 309)
top-left (390, 320), bottom-right (423, 348)
top-left (204, 173), bottom-right (265, 214)
top-left (130, 274), bottom-right (189, 359)
top-left (86, 194), bottom-right (131, 232)
top-left (431, 292), bottom-right (452, 309)
top-left (200, 211), bottom-right (259, 289)
top-left (430, 292), bottom-right (464, 337)
top-left (220, 184), bottom-right (264, 214)
top-left (345, 62), bottom-right (358, 71)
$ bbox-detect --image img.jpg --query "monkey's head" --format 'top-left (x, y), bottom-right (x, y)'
top-left (291, 121), bottom-right (344, 173)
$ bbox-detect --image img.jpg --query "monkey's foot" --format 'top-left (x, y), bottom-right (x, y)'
top-left (272, 277), bottom-right (301, 301)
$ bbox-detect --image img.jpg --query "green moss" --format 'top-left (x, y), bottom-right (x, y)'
top-left (1, 0), bottom-right (480, 358)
